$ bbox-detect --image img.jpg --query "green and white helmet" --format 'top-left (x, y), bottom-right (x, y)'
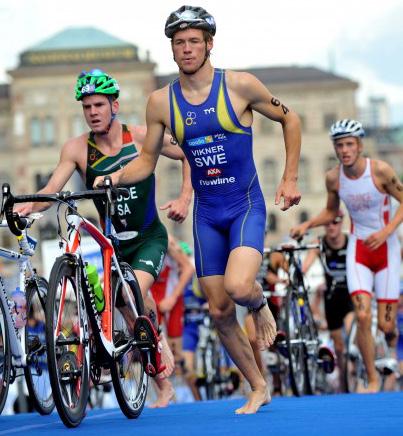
top-left (75, 69), bottom-right (120, 101)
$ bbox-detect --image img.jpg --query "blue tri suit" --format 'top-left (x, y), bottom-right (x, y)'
top-left (169, 68), bottom-right (266, 277)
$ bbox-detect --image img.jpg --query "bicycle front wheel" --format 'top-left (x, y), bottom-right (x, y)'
top-left (0, 296), bottom-right (11, 414)
top-left (302, 301), bottom-right (319, 395)
top-left (46, 255), bottom-right (90, 427)
top-left (110, 262), bottom-right (148, 419)
top-left (24, 277), bottom-right (54, 415)
top-left (285, 289), bottom-right (306, 396)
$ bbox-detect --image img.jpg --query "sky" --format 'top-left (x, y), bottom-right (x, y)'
top-left (1, 0), bottom-right (403, 124)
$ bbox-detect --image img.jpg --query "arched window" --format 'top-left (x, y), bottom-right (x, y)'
top-left (299, 157), bottom-right (310, 193)
top-left (299, 210), bottom-right (309, 223)
top-left (260, 158), bottom-right (277, 197)
top-left (266, 212), bottom-right (277, 232)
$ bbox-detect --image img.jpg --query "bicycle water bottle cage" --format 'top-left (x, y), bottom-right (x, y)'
top-left (133, 316), bottom-right (166, 377)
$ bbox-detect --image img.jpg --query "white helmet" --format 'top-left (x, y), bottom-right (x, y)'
top-left (329, 119), bottom-right (365, 140)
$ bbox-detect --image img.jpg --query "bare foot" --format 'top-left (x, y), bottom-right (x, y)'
top-left (158, 332), bottom-right (175, 378)
top-left (235, 387), bottom-right (271, 415)
top-left (149, 378), bottom-right (175, 408)
top-left (252, 305), bottom-right (277, 351)
top-left (357, 376), bottom-right (379, 394)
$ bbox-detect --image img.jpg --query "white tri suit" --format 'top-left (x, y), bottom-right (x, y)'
top-left (338, 158), bottom-right (401, 303)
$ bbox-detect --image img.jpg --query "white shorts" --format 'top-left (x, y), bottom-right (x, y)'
top-left (346, 234), bottom-right (401, 302)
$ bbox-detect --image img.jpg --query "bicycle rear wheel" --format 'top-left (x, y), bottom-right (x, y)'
top-left (110, 262), bottom-right (148, 419)
top-left (0, 296), bottom-right (10, 414)
top-left (285, 288), bottom-right (306, 396)
top-left (302, 301), bottom-right (319, 395)
top-left (46, 255), bottom-right (90, 427)
top-left (24, 277), bottom-right (54, 415)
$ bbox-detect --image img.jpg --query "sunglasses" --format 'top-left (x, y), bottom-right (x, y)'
top-left (328, 216), bottom-right (343, 225)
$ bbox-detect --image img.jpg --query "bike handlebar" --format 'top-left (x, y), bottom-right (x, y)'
top-left (264, 243), bottom-right (320, 254)
top-left (1, 178), bottom-right (129, 236)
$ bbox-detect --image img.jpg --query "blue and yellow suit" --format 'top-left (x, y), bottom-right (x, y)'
top-left (169, 68), bottom-right (266, 277)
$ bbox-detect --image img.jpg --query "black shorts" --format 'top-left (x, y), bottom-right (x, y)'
top-left (324, 286), bottom-right (354, 331)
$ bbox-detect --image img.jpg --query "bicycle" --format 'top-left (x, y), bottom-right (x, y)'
top-left (0, 184), bottom-right (54, 415)
top-left (190, 307), bottom-right (239, 400)
top-left (345, 301), bottom-right (399, 393)
top-left (2, 179), bottom-right (161, 427)
top-left (265, 243), bottom-right (335, 396)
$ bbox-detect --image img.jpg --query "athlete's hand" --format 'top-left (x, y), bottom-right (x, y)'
top-left (275, 179), bottom-right (301, 211)
top-left (364, 229), bottom-right (389, 251)
top-left (160, 197), bottom-right (189, 223)
top-left (93, 171), bottom-right (120, 189)
top-left (290, 221), bottom-right (310, 240)
top-left (158, 295), bottom-right (177, 313)
top-left (13, 203), bottom-right (34, 217)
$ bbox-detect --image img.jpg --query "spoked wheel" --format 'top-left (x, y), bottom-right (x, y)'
top-left (110, 262), bottom-right (148, 419)
top-left (24, 277), bottom-right (54, 415)
top-left (345, 320), bottom-right (366, 393)
top-left (46, 256), bottom-right (90, 427)
top-left (0, 297), bottom-right (11, 414)
top-left (302, 300), bottom-right (319, 395)
top-left (285, 288), bottom-right (306, 396)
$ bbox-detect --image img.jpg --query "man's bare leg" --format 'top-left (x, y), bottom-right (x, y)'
top-left (200, 257), bottom-right (272, 415)
top-left (352, 294), bottom-right (379, 393)
top-left (135, 270), bottom-right (175, 405)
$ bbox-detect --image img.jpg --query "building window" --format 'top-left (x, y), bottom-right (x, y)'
top-left (299, 115), bottom-right (307, 132)
top-left (323, 113), bottom-right (337, 130)
top-left (299, 157), bottom-right (310, 192)
top-left (44, 116), bottom-right (55, 146)
top-left (260, 118), bottom-right (274, 134)
top-left (35, 172), bottom-right (52, 190)
top-left (166, 164), bottom-right (181, 199)
top-left (299, 210), bottom-right (309, 223)
top-left (71, 115), bottom-right (86, 137)
top-left (266, 212), bottom-right (277, 232)
top-left (260, 158), bottom-right (277, 196)
top-left (325, 154), bottom-right (338, 171)
top-left (30, 117), bottom-right (41, 147)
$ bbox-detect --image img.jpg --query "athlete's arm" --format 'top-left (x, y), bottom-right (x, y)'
top-left (231, 71), bottom-right (301, 211)
top-left (302, 247), bottom-right (320, 274)
top-left (158, 236), bottom-right (195, 313)
top-left (14, 138), bottom-right (80, 215)
top-left (94, 90), bottom-right (166, 188)
top-left (365, 160), bottom-right (403, 249)
top-left (290, 168), bottom-right (340, 239)
top-left (160, 134), bottom-right (193, 222)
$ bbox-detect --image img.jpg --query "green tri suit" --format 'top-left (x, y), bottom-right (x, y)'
top-left (85, 124), bottom-right (168, 279)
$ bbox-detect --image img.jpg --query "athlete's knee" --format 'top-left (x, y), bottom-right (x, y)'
top-left (355, 310), bottom-right (372, 328)
top-left (224, 276), bottom-right (255, 305)
top-left (209, 305), bottom-right (236, 328)
top-left (378, 320), bottom-right (396, 336)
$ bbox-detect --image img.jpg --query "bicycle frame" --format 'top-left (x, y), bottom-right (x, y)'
top-left (57, 204), bottom-right (139, 360)
top-left (0, 221), bottom-right (36, 368)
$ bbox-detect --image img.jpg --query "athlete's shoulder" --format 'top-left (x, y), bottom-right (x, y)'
top-left (225, 70), bottom-right (260, 91)
top-left (372, 158), bottom-right (394, 177)
top-left (325, 165), bottom-right (340, 190)
top-left (127, 124), bottom-right (147, 145)
top-left (61, 133), bottom-right (87, 155)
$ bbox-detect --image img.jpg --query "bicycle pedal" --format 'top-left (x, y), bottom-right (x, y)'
top-left (318, 346), bottom-right (336, 374)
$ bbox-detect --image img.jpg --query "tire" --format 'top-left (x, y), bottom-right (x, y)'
top-left (285, 288), bottom-right (306, 396)
top-left (110, 262), bottom-right (148, 419)
top-left (344, 320), bottom-right (366, 393)
top-left (24, 277), bottom-right (55, 415)
top-left (46, 255), bottom-right (90, 427)
top-left (302, 299), bottom-right (319, 395)
top-left (0, 297), bottom-right (11, 414)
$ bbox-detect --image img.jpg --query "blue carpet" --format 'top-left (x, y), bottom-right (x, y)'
top-left (0, 392), bottom-right (402, 435)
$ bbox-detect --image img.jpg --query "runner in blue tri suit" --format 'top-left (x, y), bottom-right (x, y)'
top-left (94, 5), bottom-right (302, 414)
